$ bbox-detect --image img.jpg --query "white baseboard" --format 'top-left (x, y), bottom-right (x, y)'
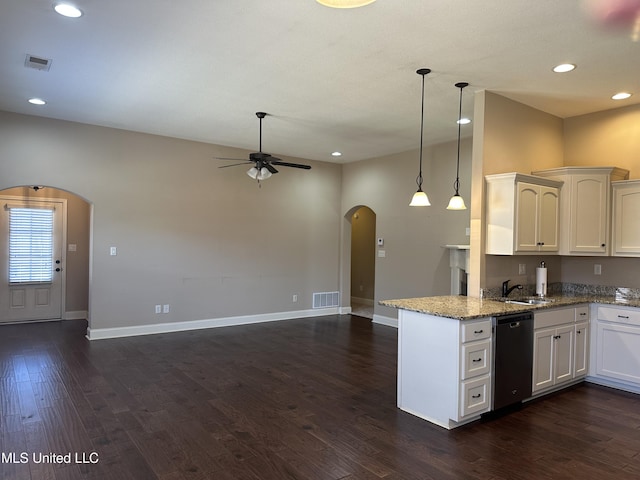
top-left (339, 306), bottom-right (352, 315)
top-left (86, 307), bottom-right (341, 340)
top-left (372, 314), bottom-right (398, 328)
top-left (63, 310), bottom-right (88, 320)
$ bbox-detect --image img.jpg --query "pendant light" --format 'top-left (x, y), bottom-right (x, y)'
top-left (409, 68), bottom-right (431, 207)
top-left (446, 82), bottom-right (468, 211)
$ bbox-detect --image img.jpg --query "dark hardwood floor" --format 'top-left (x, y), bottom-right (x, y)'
top-left (1, 315), bottom-right (639, 480)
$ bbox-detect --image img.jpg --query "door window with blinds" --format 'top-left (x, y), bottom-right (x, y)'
top-left (7, 205), bottom-right (55, 284)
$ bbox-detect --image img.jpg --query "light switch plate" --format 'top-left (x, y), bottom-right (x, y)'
top-left (378, 250), bottom-right (386, 257)
top-left (110, 247), bottom-right (117, 256)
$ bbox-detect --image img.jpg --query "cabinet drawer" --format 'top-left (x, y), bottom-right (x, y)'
top-left (598, 306), bottom-right (640, 326)
top-left (534, 306), bottom-right (575, 329)
top-left (575, 305), bottom-right (589, 322)
top-left (460, 375), bottom-right (491, 418)
top-left (461, 319), bottom-right (492, 343)
top-left (461, 339), bottom-right (491, 380)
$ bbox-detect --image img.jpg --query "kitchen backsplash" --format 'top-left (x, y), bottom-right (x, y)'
top-left (484, 282), bottom-right (640, 300)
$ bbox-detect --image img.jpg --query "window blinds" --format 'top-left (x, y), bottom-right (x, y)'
top-left (8, 206), bottom-right (55, 283)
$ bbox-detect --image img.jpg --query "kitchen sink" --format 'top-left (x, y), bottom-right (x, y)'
top-left (504, 298), bottom-right (555, 305)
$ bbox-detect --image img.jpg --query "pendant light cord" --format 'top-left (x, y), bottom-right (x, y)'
top-left (416, 69), bottom-right (430, 190)
top-left (454, 82), bottom-right (468, 195)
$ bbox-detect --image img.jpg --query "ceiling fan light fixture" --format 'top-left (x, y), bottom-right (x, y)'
top-left (316, 0), bottom-right (376, 8)
top-left (258, 167), bottom-right (272, 180)
top-left (247, 167), bottom-right (259, 179)
top-left (447, 82), bottom-right (469, 211)
top-left (410, 68), bottom-right (432, 207)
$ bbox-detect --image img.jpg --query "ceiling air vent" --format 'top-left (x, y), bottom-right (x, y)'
top-left (25, 54), bottom-right (52, 71)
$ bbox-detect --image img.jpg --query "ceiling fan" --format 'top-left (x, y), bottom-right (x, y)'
top-left (217, 112), bottom-right (311, 183)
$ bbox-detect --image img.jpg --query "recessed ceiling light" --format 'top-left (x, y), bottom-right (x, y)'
top-left (612, 92), bottom-right (632, 100)
top-left (316, 0), bottom-right (376, 7)
top-left (28, 98), bottom-right (46, 105)
top-left (457, 118), bottom-right (471, 125)
top-left (331, 151), bottom-right (342, 157)
top-left (553, 63), bottom-right (576, 73)
top-left (54, 3), bottom-right (83, 18)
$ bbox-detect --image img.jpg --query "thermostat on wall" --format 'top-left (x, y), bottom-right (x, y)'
top-left (377, 237), bottom-right (384, 246)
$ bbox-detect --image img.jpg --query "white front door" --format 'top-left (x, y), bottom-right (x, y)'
top-left (0, 196), bottom-right (65, 323)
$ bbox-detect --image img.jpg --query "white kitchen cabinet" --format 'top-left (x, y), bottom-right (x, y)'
top-left (532, 324), bottom-right (574, 393)
top-left (574, 321), bottom-right (589, 378)
top-left (533, 167), bottom-right (629, 255)
top-left (397, 310), bottom-right (492, 429)
top-left (591, 306), bottom-right (640, 391)
top-left (486, 173), bottom-right (562, 255)
top-left (612, 179), bottom-right (640, 257)
top-left (532, 305), bottom-right (588, 395)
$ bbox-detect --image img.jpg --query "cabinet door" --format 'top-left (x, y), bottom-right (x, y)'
top-left (515, 182), bottom-right (540, 252)
top-left (554, 324), bottom-right (574, 385)
top-left (533, 327), bottom-right (555, 392)
top-left (538, 186), bottom-right (559, 251)
top-left (612, 184), bottom-right (640, 257)
top-left (574, 322), bottom-right (589, 378)
top-left (596, 321), bottom-right (640, 384)
top-left (571, 175), bottom-right (608, 254)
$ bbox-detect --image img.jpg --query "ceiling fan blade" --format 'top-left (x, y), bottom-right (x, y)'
top-left (214, 156), bottom-right (246, 161)
top-left (218, 162), bottom-right (252, 168)
top-left (265, 163), bottom-right (278, 174)
top-left (271, 161), bottom-right (312, 170)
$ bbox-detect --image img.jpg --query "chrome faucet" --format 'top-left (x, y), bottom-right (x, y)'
top-left (502, 279), bottom-right (523, 298)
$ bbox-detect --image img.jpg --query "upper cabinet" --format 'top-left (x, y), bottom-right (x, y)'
top-left (612, 180), bottom-right (640, 257)
top-left (486, 173), bottom-right (562, 255)
top-left (533, 167), bottom-right (629, 256)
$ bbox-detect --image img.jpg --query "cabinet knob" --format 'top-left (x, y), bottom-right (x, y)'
top-left (601, 243), bottom-right (606, 247)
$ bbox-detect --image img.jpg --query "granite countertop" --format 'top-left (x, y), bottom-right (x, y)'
top-left (379, 294), bottom-right (640, 320)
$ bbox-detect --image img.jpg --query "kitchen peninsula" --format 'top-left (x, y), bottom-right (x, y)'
top-left (381, 292), bottom-right (640, 430)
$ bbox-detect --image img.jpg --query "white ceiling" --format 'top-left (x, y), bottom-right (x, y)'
top-left (1, 0), bottom-right (639, 163)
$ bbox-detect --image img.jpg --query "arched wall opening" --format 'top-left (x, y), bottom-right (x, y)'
top-left (0, 185), bottom-right (92, 325)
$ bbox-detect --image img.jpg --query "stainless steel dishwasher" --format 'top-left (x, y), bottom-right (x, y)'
top-left (492, 311), bottom-right (534, 410)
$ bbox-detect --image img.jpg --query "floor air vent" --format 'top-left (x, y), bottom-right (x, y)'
top-left (313, 291), bottom-right (339, 309)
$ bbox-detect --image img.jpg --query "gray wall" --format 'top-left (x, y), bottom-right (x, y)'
top-left (0, 111), bottom-right (342, 331)
top-left (341, 138), bottom-right (472, 320)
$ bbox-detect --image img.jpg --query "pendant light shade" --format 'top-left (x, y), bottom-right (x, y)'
top-left (410, 68), bottom-right (431, 207)
top-left (447, 82), bottom-right (468, 211)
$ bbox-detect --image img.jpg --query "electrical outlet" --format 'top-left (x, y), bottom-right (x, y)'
top-left (518, 264), bottom-right (526, 275)
top-left (292, 294), bottom-right (298, 303)
top-left (594, 264), bottom-right (602, 275)
top-left (163, 304), bottom-right (170, 313)
top-left (110, 246), bottom-right (117, 256)
top-left (155, 305), bottom-right (161, 314)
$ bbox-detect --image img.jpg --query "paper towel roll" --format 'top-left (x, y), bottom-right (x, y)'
top-left (536, 267), bottom-right (547, 297)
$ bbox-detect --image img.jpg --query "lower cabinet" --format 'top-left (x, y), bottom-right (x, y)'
top-left (397, 310), bottom-right (492, 429)
top-left (532, 305), bottom-right (589, 395)
top-left (593, 306), bottom-right (640, 390)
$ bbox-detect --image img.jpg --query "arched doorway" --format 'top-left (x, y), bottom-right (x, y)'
top-left (348, 205), bottom-right (376, 319)
top-left (0, 185), bottom-right (91, 324)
